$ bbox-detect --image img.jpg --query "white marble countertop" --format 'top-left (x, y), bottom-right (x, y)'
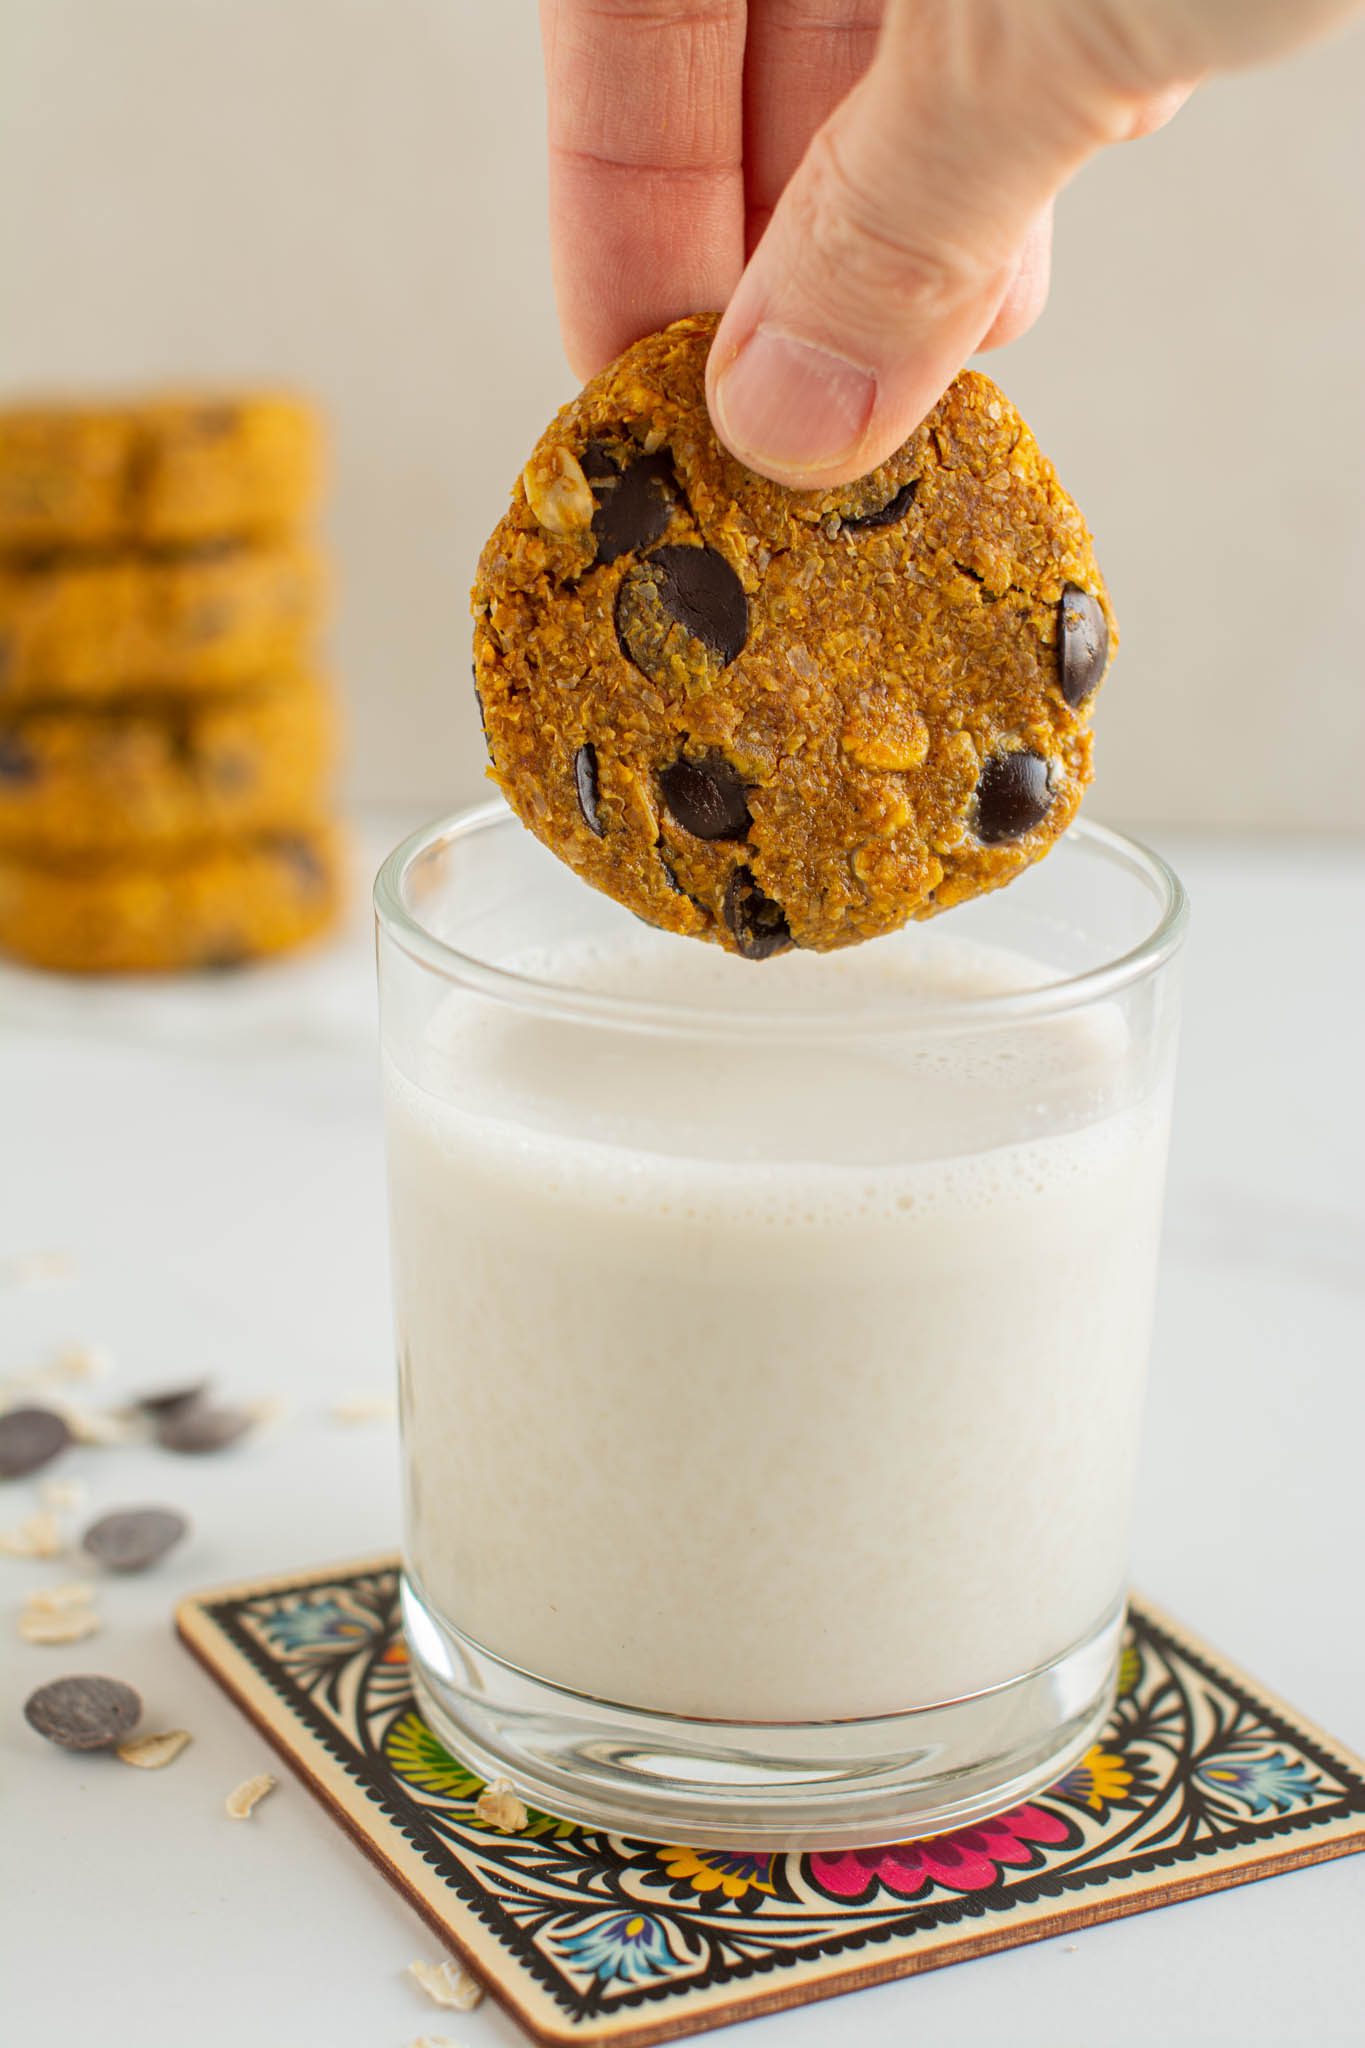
top-left (2, 824), bottom-right (1362, 2048)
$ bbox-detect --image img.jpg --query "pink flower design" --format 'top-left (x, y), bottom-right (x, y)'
top-left (809, 1802), bottom-right (1072, 1902)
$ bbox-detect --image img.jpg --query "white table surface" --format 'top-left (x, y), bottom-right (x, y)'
top-left (3, 823), bottom-right (1363, 2048)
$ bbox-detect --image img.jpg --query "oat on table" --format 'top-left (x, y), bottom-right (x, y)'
top-left (0, 673), bottom-right (337, 857)
top-left (0, 541), bottom-right (323, 704)
top-left (0, 391), bottom-right (321, 553)
top-left (474, 313), bottom-right (1114, 956)
top-left (0, 821), bottom-right (344, 974)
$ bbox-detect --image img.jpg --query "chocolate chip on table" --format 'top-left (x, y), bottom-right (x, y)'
top-left (0, 732), bottom-right (39, 783)
top-left (723, 867), bottom-right (793, 960)
top-left (660, 752), bottom-right (751, 841)
top-left (156, 1401), bottom-right (254, 1455)
top-left (1057, 584), bottom-right (1109, 707)
top-left (974, 751), bottom-right (1055, 844)
top-left (583, 442), bottom-right (675, 565)
top-left (24, 1674), bottom-right (142, 1751)
top-left (82, 1506), bottom-right (189, 1573)
top-left (136, 1382), bottom-right (210, 1419)
top-left (0, 1405), bottom-right (71, 1480)
top-left (843, 478), bottom-right (920, 530)
top-left (574, 743), bottom-right (605, 836)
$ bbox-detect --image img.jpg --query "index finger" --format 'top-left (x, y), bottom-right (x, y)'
top-left (541, 0), bottom-right (749, 379)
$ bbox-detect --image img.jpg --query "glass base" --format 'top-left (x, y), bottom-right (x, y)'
top-left (402, 1576), bottom-right (1122, 1851)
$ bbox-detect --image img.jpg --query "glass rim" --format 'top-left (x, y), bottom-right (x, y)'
top-left (374, 800), bottom-right (1188, 1041)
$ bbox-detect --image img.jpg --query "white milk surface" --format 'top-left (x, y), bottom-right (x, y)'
top-left (384, 932), bottom-right (1170, 1723)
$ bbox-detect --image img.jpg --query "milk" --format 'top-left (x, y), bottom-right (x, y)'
top-left (384, 931), bottom-right (1170, 1724)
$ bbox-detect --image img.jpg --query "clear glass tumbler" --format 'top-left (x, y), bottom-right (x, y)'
top-left (376, 803), bottom-right (1186, 1850)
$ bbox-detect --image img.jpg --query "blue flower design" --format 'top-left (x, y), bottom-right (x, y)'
top-left (553, 1911), bottom-right (685, 1988)
top-left (264, 1598), bottom-right (375, 1653)
top-left (1196, 1750), bottom-right (1320, 1816)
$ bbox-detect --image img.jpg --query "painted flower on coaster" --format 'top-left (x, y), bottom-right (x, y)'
top-left (809, 1802), bottom-right (1073, 1902)
top-left (552, 1910), bottom-right (692, 1989)
top-left (385, 1710), bottom-right (484, 1802)
top-left (657, 1846), bottom-right (779, 1903)
top-left (1058, 1745), bottom-right (1137, 1815)
top-left (1195, 1750), bottom-right (1321, 1817)
top-left (264, 1597), bottom-right (376, 1653)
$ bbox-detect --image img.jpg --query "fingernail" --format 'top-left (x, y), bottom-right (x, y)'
top-left (712, 325), bottom-right (876, 479)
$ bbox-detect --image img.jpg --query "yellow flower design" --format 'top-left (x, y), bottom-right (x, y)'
top-left (659, 1845), bottom-right (778, 1901)
top-left (1061, 1744), bottom-right (1133, 1813)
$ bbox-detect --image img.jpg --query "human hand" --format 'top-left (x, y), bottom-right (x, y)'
top-left (541, 0), bottom-right (1363, 486)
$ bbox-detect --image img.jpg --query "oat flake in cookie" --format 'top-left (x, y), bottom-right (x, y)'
top-left (472, 313), bottom-right (1116, 955)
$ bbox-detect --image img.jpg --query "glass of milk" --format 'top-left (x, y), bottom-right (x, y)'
top-left (376, 803), bottom-right (1185, 1849)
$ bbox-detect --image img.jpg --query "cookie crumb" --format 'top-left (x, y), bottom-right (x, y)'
top-left (330, 1395), bottom-right (396, 1424)
top-left (1, 1510), bottom-right (65, 1559)
top-left (39, 1477), bottom-right (87, 1511)
top-left (0, 1250), bottom-right (73, 1290)
top-left (61, 1403), bottom-right (141, 1447)
top-left (225, 1771), bottom-right (277, 1819)
top-left (51, 1342), bottom-right (114, 1382)
top-left (407, 1958), bottom-right (484, 2012)
top-left (474, 1777), bottom-right (528, 1832)
top-left (18, 1605), bottom-right (100, 1645)
top-left (24, 1580), bottom-right (95, 1613)
top-left (117, 1728), bottom-right (192, 1770)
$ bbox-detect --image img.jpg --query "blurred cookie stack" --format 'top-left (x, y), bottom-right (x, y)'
top-left (0, 391), bottom-right (343, 973)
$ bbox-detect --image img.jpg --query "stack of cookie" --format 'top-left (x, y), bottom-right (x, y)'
top-left (0, 392), bottom-right (343, 973)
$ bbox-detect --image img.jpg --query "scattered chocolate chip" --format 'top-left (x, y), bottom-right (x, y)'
top-left (574, 743), bottom-right (605, 836)
top-left (156, 1402), bottom-right (254, 1455)
top-left (24, 1674), bottom-right (142, 1751)
top-left (660, 752), bottom-right (751, 840)
top-left (584, 443), bottom-right (675, 564)
top-left (723, 867), bottom-right (793, 960)
top-left (844, 478), bottom-right (920, 529)
top-left (82, 1506), bottom-right (189, 1574)
top-left (136, 1382), bottom-right (210, 1419)
top-left (0, 731), bottom-right (39, 783)
top-left (974, 751), bottom-right (1055, 843)
top-left (1058, 584), bottom-right (1109, 707)
top-left (0, 1405), bottom-right (71, 1480)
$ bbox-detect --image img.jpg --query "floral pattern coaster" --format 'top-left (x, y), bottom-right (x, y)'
top-left (177, 1557), bottom-right (1365, 2048)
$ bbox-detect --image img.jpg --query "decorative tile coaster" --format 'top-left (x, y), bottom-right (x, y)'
top-left (177, 1557), bottom-right (1365, 2048)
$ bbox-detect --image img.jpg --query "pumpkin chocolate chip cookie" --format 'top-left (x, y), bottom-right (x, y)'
top-left (0, 822), bottom-right (344, 974)
top-left (0, 541), bottom-right (322, 704)
top-left (0, 391), bottom-right (320, 554)
top-left (0, 673), bottom-right (336, 856)
top-left (473, 313), bottom-right (1114, 957)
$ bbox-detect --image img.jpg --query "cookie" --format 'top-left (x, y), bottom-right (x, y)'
top-left (473, 314), bottom-right (1115, 957)
top-left (0, 823), bottom-right (344, 974)
top-left (0, 675), bottom-right (336, 856)
top-left (0, 541), bottom-right (322, 704)
top-left (0, 391), bottom-right (320, 553)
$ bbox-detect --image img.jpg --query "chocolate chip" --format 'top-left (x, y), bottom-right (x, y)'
top-left (660, 752), bottom-right (751, 840)
top-left (471, 664), bottom-right (491, 752)
top-left (82, 1506), bottom-right (189, 1573)
top-left (271, 835), bottom-right (327, 893)
top-left (0, 1405), bottom-right (71, 1479)
top-left (156, 1402), bottom-right (254, 1455)
top-left (24, 1674), bottom-right (142, 1751)
top-left (136, 1382), bottom-right (210, 1419)
top-left (658, 851), bottom-right (684, 894)
top-left (1058, 584), bottom-right (1109, 707)
top-left (844, 478), bottom-right (920, 530)
top-left (0, 731), bottom-right (39, 783)
top-left (574, 743), bottom-right (605, 836)
top-left (616, 545), bottom-right (748, 686)
top-left (199, 942), bottom-right (248, 972)
top-left (723, 867), bottom-right (792, 960)
top-left (974, 751), bottom-right (1055, 843)
top-left (584, 443), bottom-right (675, 564)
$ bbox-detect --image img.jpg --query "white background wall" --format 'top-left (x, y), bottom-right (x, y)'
top-left (1, 0), bottom-right (1361, 832)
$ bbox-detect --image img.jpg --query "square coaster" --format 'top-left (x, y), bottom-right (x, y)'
top-left (177, 1557), bottom-right (1365, 2047)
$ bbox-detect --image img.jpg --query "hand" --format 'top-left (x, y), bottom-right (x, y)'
top-left (542, 0), bottom-right (1363, 486)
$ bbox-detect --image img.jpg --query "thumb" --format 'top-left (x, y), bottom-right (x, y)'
top-left (707, 0), bottom-right (1153, 488)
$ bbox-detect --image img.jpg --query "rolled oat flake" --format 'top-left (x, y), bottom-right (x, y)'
top-left (82, 1506), bottom-right (189, 1573)
top-left (24, 1673), bottom-right (142, 1750)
